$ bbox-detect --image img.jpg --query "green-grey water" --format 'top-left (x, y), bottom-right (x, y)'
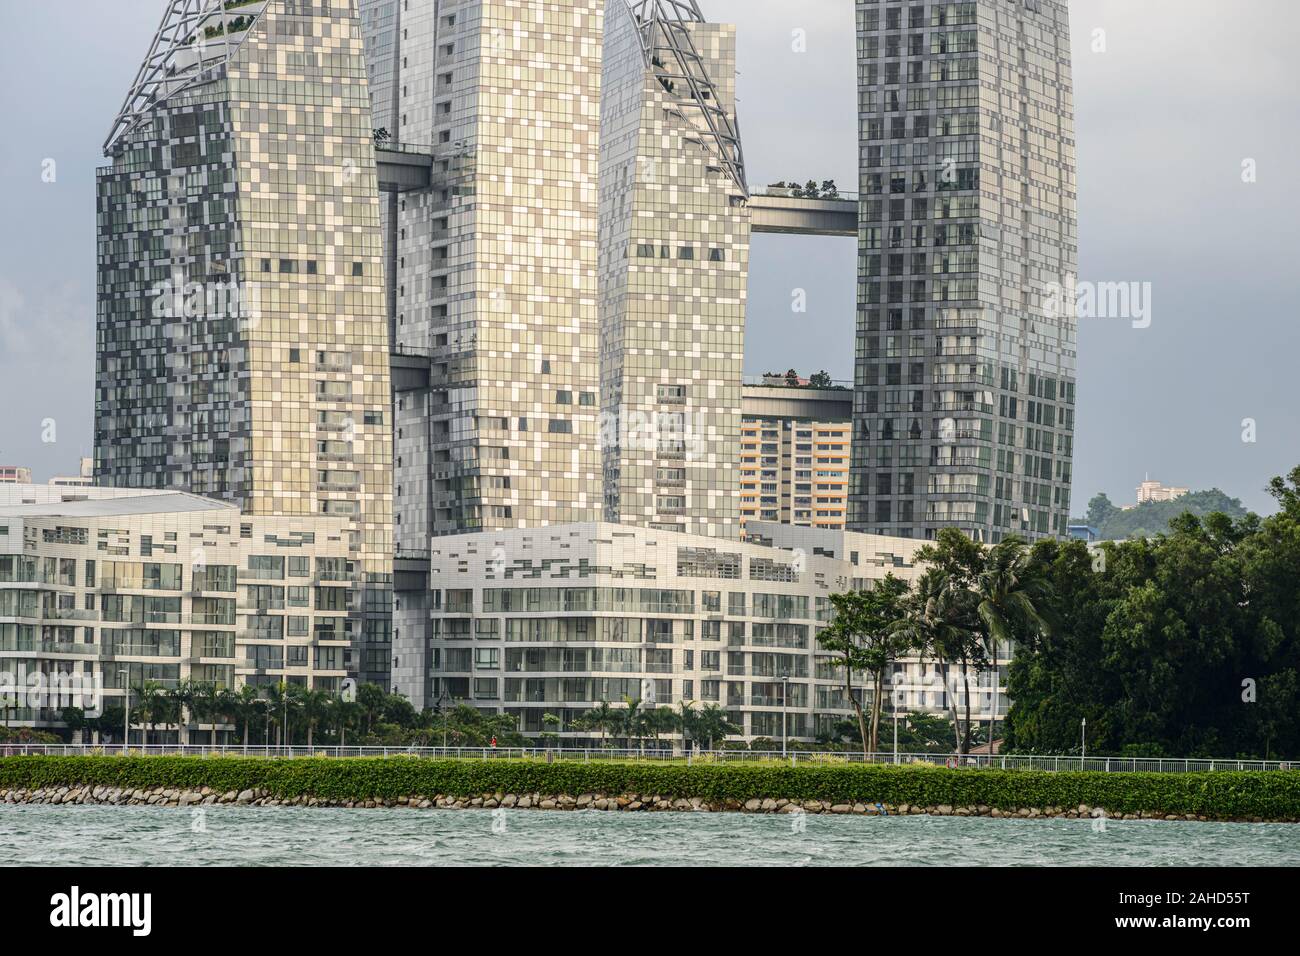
top-left (1, 805), bottom-right (1295, 866)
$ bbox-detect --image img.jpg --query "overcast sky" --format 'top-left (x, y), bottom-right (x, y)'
top-left (1, 1), bottom-right (1296, 512)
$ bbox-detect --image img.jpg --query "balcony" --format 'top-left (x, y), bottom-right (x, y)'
top-left (0, 640), bottom-right (100, 656)
top-left (42, 608), bottom-right (97, 622)
top-left (932, 457), bottom-right (992, 470)
top-left (928, 484), bottom-right (984, 497)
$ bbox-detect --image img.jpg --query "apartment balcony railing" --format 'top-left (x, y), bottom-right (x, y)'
top-left (928, 485), bottom-right (984, 497)
top-left (725, 666), bottom-right (810, 679)
top-left (934, 317), bottom-right (982, 332)
top-left (0, 640), bottom-right (100, 655)
top-left (41, 608), bottom-right (97, 622)
top-left (926, 510), bottom-right (978, 523)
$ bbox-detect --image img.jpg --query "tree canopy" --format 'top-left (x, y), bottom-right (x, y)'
top-left (1075, 488), bottom-right (1248, 540)
top-left (1006, 467), bottom-right (1300, 759)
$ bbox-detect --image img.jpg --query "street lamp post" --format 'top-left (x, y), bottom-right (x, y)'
top-left (1081, 716), bottom-right (1087, 768)
top-left (892, 685), bottom-right (901, 765)
top-left (988, 642), bottom-right (998, 768)
top-left (781, 675), bottom-right (791, 757)
top-left (118, 669), bottom-right (129, 756)
top-left (436, 689), bottom-right (451, 751)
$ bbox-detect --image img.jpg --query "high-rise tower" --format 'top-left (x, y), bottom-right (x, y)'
top-left (598, 0), bottom-right (751, 539)
top-left (363, 0), bottom-right (606, 547)
top-left (848, 0), bottom-right (1076, 542)
top-left (95, 0), bottom-right (394, 683)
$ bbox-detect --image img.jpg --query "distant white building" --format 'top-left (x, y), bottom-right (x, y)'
top-left (1134, 478), bottom-right (1190, 506)
top-left (0, 466), bottom-right (32, 485)
top-left (48, 458), bottom-right (94, 488)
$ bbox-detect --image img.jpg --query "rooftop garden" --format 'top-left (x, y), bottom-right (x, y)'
top-left (766, 179), bottom-right (841, 199)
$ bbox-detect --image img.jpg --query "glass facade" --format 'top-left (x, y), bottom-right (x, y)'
top-left (598, 1), bottom-right (751, 540)
top-left (372, 0), bottom-right (606, 543)
top-left (95, 0), bottom-right (394, 684)
top-left (849, 0), bottom-right (1076, 543)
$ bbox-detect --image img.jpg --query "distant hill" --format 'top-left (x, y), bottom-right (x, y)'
top-left (1074, 489), bottom-right (1250, 541)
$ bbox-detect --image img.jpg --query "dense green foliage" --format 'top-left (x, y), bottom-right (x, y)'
top-left (1007, 467), bottom-right (1300, 759)
top-left (821, 530), bottom-right (1050, 755)
top-left (818, 576), bottom-right (911, 752)
top-left (1, 756), bottom-right (1297, 820)
top-left (821, 713), bottom-right (986, 753)
top-left (573, 699), bottom-right (739, 750)
top-left (64, 685), bottom-right (527, 748)
top-left (1078, 489), bottom-right (1249, 540)
top-left (0, 727), bottom-right (60, 745)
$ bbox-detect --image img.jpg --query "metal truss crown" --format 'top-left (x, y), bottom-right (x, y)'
top-left (624, 0), bottom-right (749, 196)
top-left (103, 0), bottom-right (269, 155)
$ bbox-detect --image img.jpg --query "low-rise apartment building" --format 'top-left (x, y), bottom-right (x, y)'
top-left (394, 519), bottom-right (1007, 745)
top-left (0, 485), bottom-right (353, 740)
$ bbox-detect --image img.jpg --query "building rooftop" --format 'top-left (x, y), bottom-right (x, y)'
top-left (0, 485), bottom-right (235, 518)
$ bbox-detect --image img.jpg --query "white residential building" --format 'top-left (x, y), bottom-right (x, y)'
top-left (393, 519), bottom-right (1008, 745)
top-left (0, 485), bottom-right (354, 741)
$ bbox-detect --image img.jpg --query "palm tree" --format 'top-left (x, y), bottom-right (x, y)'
top-left (257, 690), bottom-right (273, 744)
top-left (212, 686), bottom-right (237, 746)
top-left (330, 696), bottom-right (360, 747)
top-left (169, 678), bottom-right (199, 746)
top-left (974, 535), bottom-right (1051, 752)
top-left (185, 681), bottom-right (210, 746)
top-left (132, 681), bottom-right (164, 746)
top-left (618, 696), bottom-right (644, 751)
top-left (188, 680), bottom-right (229, 746)
top-left (263, 681), bottom-right (289, 745)
top-left (644, 707), bottom-right (676, 752)
top-left (695, 703), bottom-right (740, 751)
top-left (233, 684), bottom-right (261, 748)
top-left (283, 682), bottom-right (308, 745)
top-left (675, 700), bottom-right (699, 752)
top-left (357, 682), bottom-right (386, 737)
top-left (301, 688), bottom-right (330, 749)
top-left (579, 700), bottom-right (616, 749)
top-left (60, 706), bottom-right (87, 744)
top-left (893, 570), bottom-right (973, 753)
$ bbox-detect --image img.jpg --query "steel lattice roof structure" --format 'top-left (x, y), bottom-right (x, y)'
top-left (625, 0), bottom-right (749, 196)
top-left (103, 0), bottom-right (268, 155)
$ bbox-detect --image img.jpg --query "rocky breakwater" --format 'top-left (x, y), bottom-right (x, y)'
top-left (2, 786), bottom-right (1286, 822)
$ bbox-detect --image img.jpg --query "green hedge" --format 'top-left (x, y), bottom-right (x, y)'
top-left (1, 756), bottom-right (1298, 819)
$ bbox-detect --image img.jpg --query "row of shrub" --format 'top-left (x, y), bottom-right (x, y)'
top-left (2, 756), bottom-right (1299, 819)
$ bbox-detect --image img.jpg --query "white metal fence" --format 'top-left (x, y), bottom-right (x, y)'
top-left (0, 743), bottom-right (1294, 773)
